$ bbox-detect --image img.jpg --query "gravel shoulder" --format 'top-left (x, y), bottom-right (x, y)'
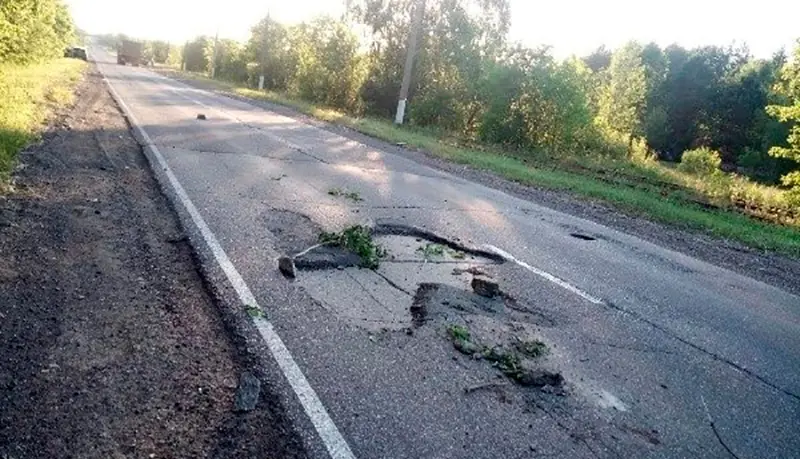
top-left (0, 66), bottom-right (308, 458)
top-left (158, 70), bottom-right (800, 296)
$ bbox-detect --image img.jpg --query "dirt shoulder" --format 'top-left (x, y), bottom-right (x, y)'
top-left (0, 66), bottom-right (307, 458)
top-left (156, 69), bottom-right (800, 297)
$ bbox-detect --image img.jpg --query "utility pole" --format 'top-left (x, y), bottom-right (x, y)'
top-left (259, 10), bottom-right (270, 90)
top-left (394, 0), bottom-right (426, 125)
top-left (210, 27), bottom-right (219, 79)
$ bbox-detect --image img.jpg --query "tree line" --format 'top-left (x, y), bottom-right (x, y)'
top-left (101, 1), bottom-right (800, 206)
top-left (0, 0), bottom-right (75, 64)
top-left (170, 0), bottom-right (799, 203)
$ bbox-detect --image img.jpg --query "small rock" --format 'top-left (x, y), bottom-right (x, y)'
top-left (453, 338), bottom-right (480, 355)
top-left (517, 369), bottom-right (564, 388)
top-left (234, 372), bottom-right (261, 412)
top-left (471, 276), bottom-right (500, 298)
top-left (196, 113), bottom-right (207, 120)
top-left (278, 256), bottom-right (296, 278)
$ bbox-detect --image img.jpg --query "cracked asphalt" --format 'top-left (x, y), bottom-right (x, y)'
top-left (92, 44), bottom-right (799, 458)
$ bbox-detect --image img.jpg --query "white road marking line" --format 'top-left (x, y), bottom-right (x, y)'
top-left (99, 62), bottom-right (356, 459)
top-left (483, 244), bottom-right (605, 305)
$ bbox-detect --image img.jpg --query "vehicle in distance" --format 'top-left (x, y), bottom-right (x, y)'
top-left (117, 39), bottom-right (143, 66)
top-left (64, 46), bottom-right (87, 60)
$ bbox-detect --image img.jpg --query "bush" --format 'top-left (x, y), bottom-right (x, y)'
top-left (0, 0), bottom-right (75, 64)
top-left (679, 147), bottom-right (722, 175)
top-left (780, 171), bottom-right (800, 207)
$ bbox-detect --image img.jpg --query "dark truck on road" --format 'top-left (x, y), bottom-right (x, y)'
top-left (117, 39), bottom-right (143, 66)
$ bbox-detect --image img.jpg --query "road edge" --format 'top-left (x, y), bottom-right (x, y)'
top-left (94, 60), bottom-right (354, 459)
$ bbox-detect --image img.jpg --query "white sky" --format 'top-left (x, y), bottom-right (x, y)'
top-left (67, 0), bottom-right (799, 58)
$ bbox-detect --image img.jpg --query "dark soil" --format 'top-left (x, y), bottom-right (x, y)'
top-left (157, 69), bottom-right (800, 296)
top-left (0, 67), bottom-right (307, 458)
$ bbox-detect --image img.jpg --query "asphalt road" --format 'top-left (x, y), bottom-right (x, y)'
top-left (90, 44), bottom-right (799, 459)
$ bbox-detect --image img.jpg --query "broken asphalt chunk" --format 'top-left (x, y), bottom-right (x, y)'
top-left (453, 337), bottom-right (481, 355)
top-left (234, 372), bottom-right (261, 412)
top-left (278, 256), bottom-right (296, 278)
top-left (516, 369), bottom-right (564, 388)
top-left (471, 276), bottom-right (500, 298)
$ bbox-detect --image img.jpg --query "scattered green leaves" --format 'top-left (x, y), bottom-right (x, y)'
top-left (484, 346), bottom-right (524, 379)
top-left (446, 324), bottom-right (471, 341)
top-left (319, 225), bottom-right (386, 269)
top-left (417, 243), bottom-right (445, 259)
top-left (244, 304), bottom-right (266, 319)
top-left (417, 243), bottom-right (467, 260)
top-left (328, 187), bottom-right (363, 202)
top-left (516, 339), bottom-right (548, 358)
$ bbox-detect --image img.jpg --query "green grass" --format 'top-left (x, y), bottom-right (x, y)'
top-left (446, 324), bottom-right (471, 342)
top-left (160, 69), bottom-right (800, 257)
top-left (0, 58), bottom-right (86, 186)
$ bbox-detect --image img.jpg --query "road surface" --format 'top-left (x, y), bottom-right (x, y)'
top-left (90, 44), bottom-right (799, 459)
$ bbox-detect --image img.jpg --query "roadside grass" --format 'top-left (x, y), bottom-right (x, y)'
top-left (160, 69), bottom-right (800, 257)
top-left (0, 58), bottom-right (86, 187)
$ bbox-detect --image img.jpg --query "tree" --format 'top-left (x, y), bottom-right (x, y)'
top-left (767, 40), bottom-right (800, 204)
top-left (351, 0), bottom-right (511, 126)
top-left (206, 39), bottom-right (247, 82)
top-left (596, 42), bottom-right (647, 150)
top-left (182, 37), bottom-right (209, 72)
top-left (246, 16), bottom-right (294, 90)
top-left (0, 0), bottom-right (75, 64)
top-left (477, 46), bottom-right (593, 151)
top-left (583, 46), bottom-right (612, 72)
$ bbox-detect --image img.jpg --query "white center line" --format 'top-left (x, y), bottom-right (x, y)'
top-left (483, 244), bottom-right (605, 305)
top-left (97, 58), bottom-right (356, 459)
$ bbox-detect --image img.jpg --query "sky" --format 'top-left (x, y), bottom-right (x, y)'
top-left (66, 0), bottom-right (799, 58)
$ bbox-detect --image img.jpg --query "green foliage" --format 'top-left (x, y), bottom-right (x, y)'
top-left (166, 4), bottom-right (798, 243)
top-left (780, 172), bottom-right (800, 206)
top-left (1, 59), bottom-right (85, 183)
top-left (0, 0), bottom-right (75, 64)
top-left (319, 225), bottom-right (386, 269)
top-left (767, 40), bottom-right (800, 202)
top-left (596, 42), bottom-right (647, 141)
top-left (289, 18), bottom-right (366, 111)
top-left (516, 340), bottom-right (548, 358)
top-left (207, 38), bottom-right (248, 82)
top-left (182, 37), bottom-right (210, 72)
top-left (149, 41), bottom-right (171, 64)
top-left (477, 49), bottom-right (593, 151)
top-left (679, 147), bottom-right (722, 176)
top-left (246, 17), bottom-right (295, 90)
top-left (446, 324), bottom-right (470, 341)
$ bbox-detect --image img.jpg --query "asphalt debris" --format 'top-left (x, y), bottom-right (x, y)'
top-left (234, 372), bottom-right (262, 413)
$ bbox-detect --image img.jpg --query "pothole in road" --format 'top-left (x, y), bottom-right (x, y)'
top-left (262, 209), bottom-right (322, 255)
top-left (569, 233), bottom-right (597, 241)
top-left (411, 283), bottom-right (564, 392)
top-left (273, 220), bottom-right (564, 392)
